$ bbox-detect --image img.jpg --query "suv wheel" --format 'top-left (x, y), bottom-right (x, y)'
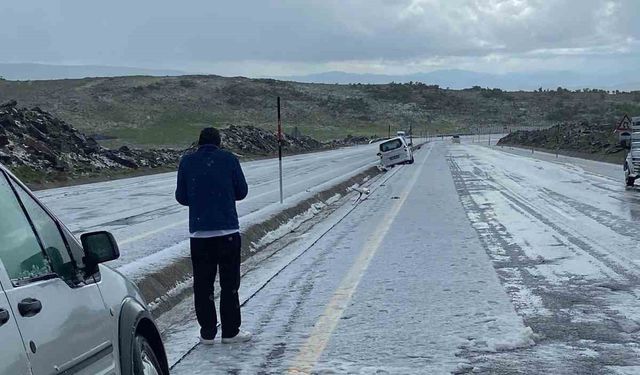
top-left (133, 335), bottom-right (164, 375)
top-left (627, 176), bottom-right (635, 187)
top-left (625, 165), bottom-right (635, 187)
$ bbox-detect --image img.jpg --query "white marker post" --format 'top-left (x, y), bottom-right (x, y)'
top-left (277, 97), bottom-right (283, 204)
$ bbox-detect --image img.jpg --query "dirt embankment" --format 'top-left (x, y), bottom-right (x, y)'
top-left (0, 100), bottom-right (369, 188)
top-left (497, 121), bottom-right (628, 164)
top-left (0, 100), bottom-right (182, 185)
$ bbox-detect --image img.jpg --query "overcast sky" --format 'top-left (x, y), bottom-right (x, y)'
top-left (1, 0), bottom-right (638, 77)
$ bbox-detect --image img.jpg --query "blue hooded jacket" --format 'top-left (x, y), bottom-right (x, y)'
top-left (175, 145), bottom-right (248, 232)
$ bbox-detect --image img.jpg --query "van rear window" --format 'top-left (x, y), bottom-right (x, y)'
top-left (380, 139), bottom-right (403, 152)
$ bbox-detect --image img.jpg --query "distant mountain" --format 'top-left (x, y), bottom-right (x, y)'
top-left (4, 64), bottom-right (636, 90)
top-left (277, 69), bottom-right (639, 91)
top-left (0, 63), bottom-right (187, 80)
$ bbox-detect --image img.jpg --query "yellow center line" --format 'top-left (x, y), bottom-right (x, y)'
top-left (287, 144), bottom-right (432, 374)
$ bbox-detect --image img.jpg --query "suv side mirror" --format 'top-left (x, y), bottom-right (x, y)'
top-left (80, 231), bottom-right (120, 275)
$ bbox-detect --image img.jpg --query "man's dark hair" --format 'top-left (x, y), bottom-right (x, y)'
top-left (198, 127), bottom-right (221, 146)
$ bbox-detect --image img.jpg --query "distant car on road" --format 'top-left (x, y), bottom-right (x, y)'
top-left (452, 135), bottom-right (461, 144)
top-left (0, 164), bottom-right (168, 375)
top-left (378, 136), bottom-right (414, 168)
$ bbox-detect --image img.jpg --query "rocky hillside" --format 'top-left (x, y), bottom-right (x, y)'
top-left (0, 100), bottom-right (339, 187)
top-left (0, 100), bottom-right (182, 185)
top-left (221, 125), bottom-right (322, 157)
top-left (497, 121), bottom-right (627, 163)
top-left (0, 76), bottom-right (638, 148)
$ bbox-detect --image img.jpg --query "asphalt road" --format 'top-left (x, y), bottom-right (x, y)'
top-left (34, 144), bottom-right (380, 279)
top-left (164, 140), bottom-right (640, 374)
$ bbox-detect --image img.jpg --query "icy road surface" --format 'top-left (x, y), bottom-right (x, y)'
top-left (168, 142), bottom-right (534, 374)
top-left (34, 144), bottom-right (380, 279)
top-left (165, 141), bottom-right (640, 374)
top-left (448, 144), bottom-right (640, 373)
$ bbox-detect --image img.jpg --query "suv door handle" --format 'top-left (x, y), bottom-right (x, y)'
top-left (0, 308), bottom-right (9, 326)
top-left (18, 298), bottom-right (42, 317)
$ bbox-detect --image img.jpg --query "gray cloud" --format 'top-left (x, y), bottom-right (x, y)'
top-left (0, 0), bottom-right (638, 75)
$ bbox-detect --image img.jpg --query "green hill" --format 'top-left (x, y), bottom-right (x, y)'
top-left (1, 75), bottom-right (638, 148)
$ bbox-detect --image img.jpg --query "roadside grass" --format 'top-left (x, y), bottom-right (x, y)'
top-left (99, 110), bottom-right (461, 147)
top-left (250, 120), bottom-right (455, 141)
top-left (11, 165), bottom-right (49, 185)
top-left (615, 103), bottom-right (640, 117)
top-left (294, 122), bottom-right (390, 140)
top-left (431, 119), bottom-right (462, 135)
top-left (102, 111), bottom-right (232, 148)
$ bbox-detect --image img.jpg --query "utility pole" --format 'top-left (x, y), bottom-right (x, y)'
top-left (277, 97), bottom-right (283, 204)
top-left (556, 124), bottom-right (560, 159)
top-left (388, 124), bottom-right (391, 139)
top-left (409, 124), bottom-right (413, 145)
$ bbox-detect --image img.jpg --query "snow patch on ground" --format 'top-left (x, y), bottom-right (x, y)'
top-left (251, 202), bottom-right (327, 250)
top-left (117, 239), bottom-right (189, 282)
top-left (325, 193), bottom-right (342, 205)
top-left (607, 366), bottom-right (640, 374)
top-left (498, 267), bottom-right (552, 317)
top-left (458, 317), bottom-right (537, 353)
top-left (149, 278), bottom-right (194, 311)
top-left (485, 326), bottom-right (536, 352)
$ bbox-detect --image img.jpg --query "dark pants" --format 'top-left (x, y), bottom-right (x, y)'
top-left (190, 233), bottom-right (241, 339)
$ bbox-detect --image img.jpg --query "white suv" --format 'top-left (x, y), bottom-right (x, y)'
top-left (0, 164), bottom-right (168, 375)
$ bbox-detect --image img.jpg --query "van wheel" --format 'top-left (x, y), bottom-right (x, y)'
top-left (133, 335), bottom-right (165, 375)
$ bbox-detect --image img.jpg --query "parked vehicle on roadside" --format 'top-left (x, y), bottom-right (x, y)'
top-left (378, 136), bottom-right (414, 168)
top-left (452, 135), bottom-right (461, 144)
top-left (624, 117), bottom-right (640, 187)
top-left (0, 163), bottom-right (168, 375)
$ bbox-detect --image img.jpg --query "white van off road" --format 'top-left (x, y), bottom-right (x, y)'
top-left (378, 136), bottom-right (414, 168)
top-left (0, 164), bottom-right (168, 375)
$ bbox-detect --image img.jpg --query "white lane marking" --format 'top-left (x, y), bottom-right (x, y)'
top-left (287, 144), bottom-right (432, 374)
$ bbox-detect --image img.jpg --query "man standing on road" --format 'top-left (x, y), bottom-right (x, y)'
top-left (175, 127), bottom-right (252, 345)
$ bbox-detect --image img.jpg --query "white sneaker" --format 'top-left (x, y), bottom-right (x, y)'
top-left (200, 337), bottom-right (216, 345)
top-left (221, 330), bottom-right (252, 344)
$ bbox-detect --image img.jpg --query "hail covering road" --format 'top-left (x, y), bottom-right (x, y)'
top-left (34, 144), bottom-right (380, 279)
top-left (160, 140), bottom-right (640, 374)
